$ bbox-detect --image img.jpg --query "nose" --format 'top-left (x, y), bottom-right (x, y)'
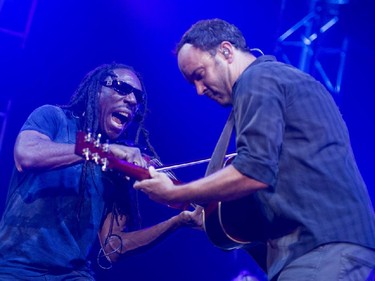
top-left (194, 81), bottom-right (206, 96)
top-left (123, 92), bottom-right (137, 105)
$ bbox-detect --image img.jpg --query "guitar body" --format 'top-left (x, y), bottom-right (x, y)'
top-left (203, 194), bottom-right (267, 250)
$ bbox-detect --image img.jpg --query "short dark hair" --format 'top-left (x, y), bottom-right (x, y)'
top-left (175, 18), bottom-right (250, 55)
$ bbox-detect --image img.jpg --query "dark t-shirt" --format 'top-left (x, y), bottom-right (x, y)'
top-left (0, 105), bottom-right (108, 277)
top-left (230, 56), bottom-right (375, 278)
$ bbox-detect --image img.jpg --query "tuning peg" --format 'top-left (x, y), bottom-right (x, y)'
top-left (102, 141), bottom-right (110, 153)
top-left (101, 158), bottom-right (108, 171)
top-left (82, 148), bottom-right (90, 161)
top-left (92, 152), bottom-right (100, 164)
top-left (84, 131), bottom-right (92, 142)
top-left (94, 133), bottom-right (102, 148)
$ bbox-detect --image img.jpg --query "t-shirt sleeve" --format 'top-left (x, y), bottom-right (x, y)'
top-left (20, 105), bottom-right (66, 141)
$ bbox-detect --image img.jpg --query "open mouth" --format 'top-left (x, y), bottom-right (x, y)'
top-left (112, 111), bottom-right (131, 126)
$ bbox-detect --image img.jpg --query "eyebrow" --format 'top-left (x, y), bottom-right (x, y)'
top-left (186, 67), bottom-right (203, 83)
top-left (181, 71), bottom-right (191, 82)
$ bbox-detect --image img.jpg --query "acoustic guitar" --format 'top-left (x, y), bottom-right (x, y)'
top-left (202, 194), bottom-right (267, 250)
top-left (199, 155), bottom-right (267, 250)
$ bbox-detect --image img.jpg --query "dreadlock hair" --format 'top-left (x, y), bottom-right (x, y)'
top-left (175, 18), bottom-right (250, 56)
top-left (62, 62), bottom-right (159, 158)
top-left (62, 62), bottom-right (159, 230)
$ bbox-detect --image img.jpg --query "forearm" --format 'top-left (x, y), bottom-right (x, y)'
top-left (14, 130), bottom-right (83, 171)
top-left (121, 215), bottom-right (184, 252)
top-left (99, 214), bottom-right (184, 262)
top-left (174, 165), bottom-right (268, 205)
top-left (134, 165), bottom-right (268, 206)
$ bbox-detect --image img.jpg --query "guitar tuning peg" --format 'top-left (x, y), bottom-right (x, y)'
top-left (101, 158), bottom-right (108, 171)
top-left (92, 152), bottom-right (100, 164)
top-left (84, 132), bottom-right (92, 142)
top-left (102, 142), bottom-right (109, 153)
top-left (94, 134), bottom-right (102, 148)
top-left (83, 148), bottom-right (90, 161)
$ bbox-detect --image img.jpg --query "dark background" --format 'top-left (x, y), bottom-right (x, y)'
top-left (0, 0), bottom-right (374, 280)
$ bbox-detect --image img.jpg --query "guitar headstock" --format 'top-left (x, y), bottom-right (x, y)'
top-left (75, 131), bottom-right (187, 209)
top-left (75, 131), bottom-right (111, 171)
top-left (75, 131), bottom-right (153, 181)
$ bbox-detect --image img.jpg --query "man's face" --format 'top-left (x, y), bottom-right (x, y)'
top-left (98, 68), bottom-right (142, 140)
top-left (177, 44), bottom-right (233, 106)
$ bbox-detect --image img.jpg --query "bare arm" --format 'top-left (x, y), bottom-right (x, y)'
top-left (14, 130), bottom-right (148, 172)
top-left (134, 165), bottom-right (268, 206)
top-left (98, 207), bottom-right (202, 262)
top-left (14, 130), bottom-right (82, 172)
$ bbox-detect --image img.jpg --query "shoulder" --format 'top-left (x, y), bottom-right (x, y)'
top-left (22, 104), bottom-right (72, 134)
top-left (245, 57), bottom-right (288, 77)
top-left (234, 57), bottom-right (285, 95)
top-left (30, 104), bottom-right (64, 115)
top-left (27, 104), bottom-right (73, 122)
top-left (245, 56), bottom-right (311, 83)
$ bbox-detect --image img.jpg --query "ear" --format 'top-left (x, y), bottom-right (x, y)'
top-left (219, 41), bottom-right (233, 61)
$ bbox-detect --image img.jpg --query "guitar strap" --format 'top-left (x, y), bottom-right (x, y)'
top-left (205, 110), bottom-right (234, 176)
top-left (204, 111), bottom-right (268, 271)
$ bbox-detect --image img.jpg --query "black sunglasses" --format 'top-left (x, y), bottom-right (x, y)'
top-left (101, 79), bottom-right (144, 103)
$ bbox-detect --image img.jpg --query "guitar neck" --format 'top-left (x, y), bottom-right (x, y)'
top-left (75, 131), bottom-right (179, 184)
top-left (106, 155), bottom-right (152, 181)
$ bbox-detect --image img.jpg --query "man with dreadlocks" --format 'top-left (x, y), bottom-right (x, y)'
top-left (0, 63), bottom-right (202, 280)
